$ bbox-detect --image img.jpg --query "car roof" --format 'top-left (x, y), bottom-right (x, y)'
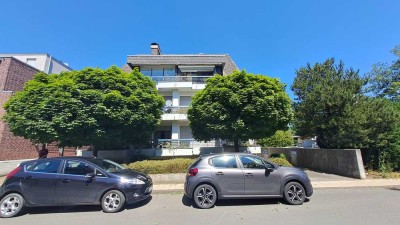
top-left (200, 152), bottom-right (254, 159)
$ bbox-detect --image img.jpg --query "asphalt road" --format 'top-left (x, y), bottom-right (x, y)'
top-left (3, 187), bottom-right (400, 225)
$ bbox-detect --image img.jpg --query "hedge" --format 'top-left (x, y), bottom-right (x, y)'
top-left (125, 158), bottom-right (196, 174)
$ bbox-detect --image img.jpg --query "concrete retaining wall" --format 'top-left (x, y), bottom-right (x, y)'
top-left (265, 147), bottom-right (366, 179)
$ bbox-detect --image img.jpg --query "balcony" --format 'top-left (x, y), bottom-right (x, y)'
top-left (157, 139), bottom-right (219, 149)
top-left (163, 106), bottom-right (189, 114)
top-left (150, 76), bottom-right (213, 84)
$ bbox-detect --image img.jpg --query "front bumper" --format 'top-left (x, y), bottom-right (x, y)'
top-left (124, 183), bottom-right (153, 204)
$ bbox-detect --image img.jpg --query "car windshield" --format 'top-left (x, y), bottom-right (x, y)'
top-left (87, 158), bottom-right (126, 173)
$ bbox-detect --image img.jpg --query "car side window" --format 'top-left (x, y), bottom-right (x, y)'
top-left (27, 160), bottom-right (61, 173)
top-left (64, 160), bottom-right (94, 176)
top-left (209, 155), bottom-right (238, 168)
top-left (239, 155), bottom-right (265, 169)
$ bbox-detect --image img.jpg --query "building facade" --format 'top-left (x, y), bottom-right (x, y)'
top-left (0, 53), bottom-right (72, 74)
top-left (122, 43), bottom-right (239, 155)
top-left (0, 55), bottom-right (73, 160)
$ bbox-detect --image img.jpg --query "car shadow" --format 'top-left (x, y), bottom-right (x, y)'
top-left (181, 195), bottom-right (310, 208)
top-left (24, 196), bottom-right (152, 216)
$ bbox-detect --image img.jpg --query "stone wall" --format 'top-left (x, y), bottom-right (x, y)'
top-left (264, 147), bottom-right (366, 179)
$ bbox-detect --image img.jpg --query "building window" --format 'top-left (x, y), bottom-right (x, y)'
top-left (26, 58), bottom-right (37, 67)
top-left (140, 66), bottom-right (176, 76)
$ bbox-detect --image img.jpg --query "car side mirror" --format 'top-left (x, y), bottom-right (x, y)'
top-left (85, 172), bottom-right (95, 179)
top-left (265, 165), bottom-right (275, 172)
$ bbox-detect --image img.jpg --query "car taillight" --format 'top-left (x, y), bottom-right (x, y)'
top-left (6, 166), bottom-right (22, 180)
top-left (188, 168), bottom-right (198, 176)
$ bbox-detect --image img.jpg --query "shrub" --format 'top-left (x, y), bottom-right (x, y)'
top-left (125, 158), bottom-right (196, 174)
top-left (270, 153), bottom-right (287, 159)
top-left (269, 157), bottom-right (293, 167)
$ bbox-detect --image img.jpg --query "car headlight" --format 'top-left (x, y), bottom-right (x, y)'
top-left (120, 177), bottom-right (145, 185)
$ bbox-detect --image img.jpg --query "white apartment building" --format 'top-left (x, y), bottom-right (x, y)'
top-left (0, 53), bottom-right (72, 74)
top-left (122, 43), bottom-right (238, 155)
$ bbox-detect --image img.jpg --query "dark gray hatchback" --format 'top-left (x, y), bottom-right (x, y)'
top-left (184, 153), bottom-right (313, 208)
top-left (0, 157), bottom-right (152, 218)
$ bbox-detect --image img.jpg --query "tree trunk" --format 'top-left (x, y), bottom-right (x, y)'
top-left (59, 147), bottom-right (64, 157)
top-left (92, 145), bottom-right (98, 157)
top-left (234, 137), bottom-right (240, 152)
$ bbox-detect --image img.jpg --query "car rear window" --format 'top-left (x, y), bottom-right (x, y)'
top-left (189, 157), bottom-right (202, 168)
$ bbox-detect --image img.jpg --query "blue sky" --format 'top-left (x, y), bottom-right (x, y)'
top-left (1, 0), bottom-right (399, 98)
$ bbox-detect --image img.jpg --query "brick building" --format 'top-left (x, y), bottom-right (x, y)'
top-left (0, 56), bottom-right (74, 160)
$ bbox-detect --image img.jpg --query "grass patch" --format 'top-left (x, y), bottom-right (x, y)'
top-left (366, 170), bottom-right (400, 179)
top-left (125, 158), bottom-right (196, 174)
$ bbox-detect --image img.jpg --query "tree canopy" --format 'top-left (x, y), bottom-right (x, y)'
top-left (291, 58), bottom-right (367, 148)
top-left (368, 45), bottom-right (400, 102)
top-left (4, 66), bottom-right (164, 153)
top-left (291, 58), bottom-right (400, 170)
top-left (188, 70), bottom-right (293, 151)
top-left (258, 130), bottom-right (294, 147)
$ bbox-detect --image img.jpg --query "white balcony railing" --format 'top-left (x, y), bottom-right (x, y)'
top-left (150, 76), bottom-right (213, 84)
top-left (163, 106), bottom-right (189, 114)
top-left (157, 139), bottom-right (220, 148)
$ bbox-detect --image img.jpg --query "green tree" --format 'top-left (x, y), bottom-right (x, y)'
top-left (291, 58), bottom-right (367, 148)
top-left (258, 130), bottom-right (294, 147)
top-left (4, 66), bottom-right (164, 156)
top-left (188, 70), bottom-right (293, 152)
top-left (291, 58), bottom-right (400, 171)
top-left (368, 45), bottom-right (400, 102)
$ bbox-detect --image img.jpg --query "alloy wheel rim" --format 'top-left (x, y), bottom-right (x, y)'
top-left (287, 184), bottom-right (304, 203)
top-left (196, 187), bottom-right (214, 206)
top-left (104, 193), bottom-right (121, 210)
top-left (0, 196), bottom-right (21, 216)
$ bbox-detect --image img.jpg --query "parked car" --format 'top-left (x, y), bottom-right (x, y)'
top-left (184, 153), bottom-right (313, 208)
top-left (0, 157), bottom-right (153, 218)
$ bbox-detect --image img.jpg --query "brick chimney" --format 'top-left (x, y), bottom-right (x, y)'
top-left (151, 43), bottom-right (161, 55)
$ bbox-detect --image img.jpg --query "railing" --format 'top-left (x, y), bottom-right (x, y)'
top-left (163, 106), bottom-right (189, 114)
top-left (150, 76), bottom-right (213, 84)
top-left (157, 139), bottom-right (220, 148)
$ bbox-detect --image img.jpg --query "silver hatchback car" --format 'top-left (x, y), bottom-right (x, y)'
top-left (184, 153), bottom-right (313, 208)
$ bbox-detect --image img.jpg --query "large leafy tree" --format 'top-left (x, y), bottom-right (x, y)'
top-left (291, 58), bottom-right (367, 148)
top-left (188, 70), bottom-right (293, 152)
top-left (368, 45), bottom-right (400, 102)
top-left (4, 66), bottom-right (164, 156)
top-left (291, 58), bottom-right (400, 170)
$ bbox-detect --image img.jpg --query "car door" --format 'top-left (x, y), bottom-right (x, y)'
top-left (239, 155), bottom-right (281, 196)
top-left (209, 155), bottom-right (244, 197)
top-left (55, 160), bottom-right (109, 205)
top-left (21, 159), bottom-right (62, 205)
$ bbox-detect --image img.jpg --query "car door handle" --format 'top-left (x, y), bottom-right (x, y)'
top-left (62, 179), bottom-right (71, 183)
top-left (245, 173), bottom-right (253, 177)
top-left (215, 172), bottom-right (224, 175)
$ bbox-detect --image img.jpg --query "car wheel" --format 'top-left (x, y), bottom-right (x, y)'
top-left (283, 181), bottom-right (305, 205)
top-left (101, 190), bottom-right (126, 213)
top-left (193, 184), bottom-right (217, 209)
top-left (0, 193), bottom-right (25, 218)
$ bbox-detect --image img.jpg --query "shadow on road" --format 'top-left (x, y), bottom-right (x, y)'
top-left (24, 196), bottom-right (152, 216)
top-left (181, 195), bottom-right (310, 208)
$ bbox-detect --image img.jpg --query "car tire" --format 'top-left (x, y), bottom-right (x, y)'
top-left (101, 190), bottom-right (126, 213)
top-left (193, 184), bottom-right (217, 209)
top-left (283, 181), bottom-right (306, 205)
top-left (0, 193), bottom-right (25, 218)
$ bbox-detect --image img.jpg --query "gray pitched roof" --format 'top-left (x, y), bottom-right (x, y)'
top-left (125, 54), bottom-right (238, 75)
